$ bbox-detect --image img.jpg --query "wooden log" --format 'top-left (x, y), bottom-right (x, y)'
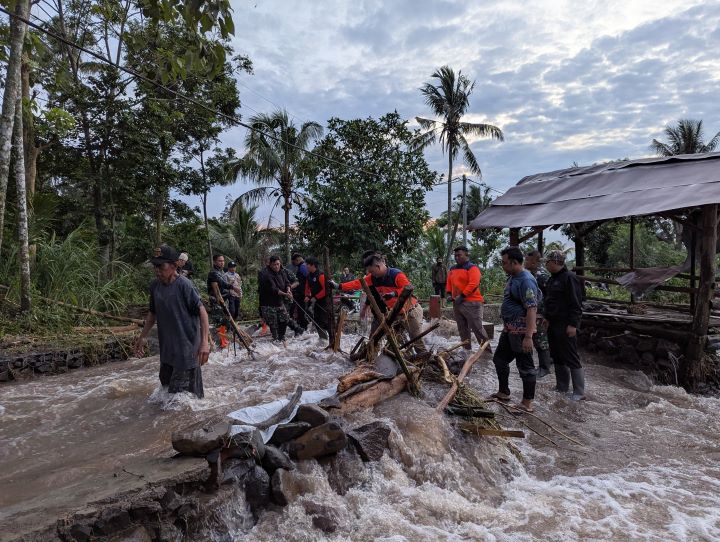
top-left (445, 405), bottom-right (495, 418)
top-left (339, 373), bottom-right (408, 412)
top-left (72, 324), bottom-right (138, 333)
top-left (360, 285), bottom-right (414, 351)
top-left (580, 319), bottom-right (688, 342)
top-left (360, 277), bottom-right (419, 396)
top-left (399, 321), bottom-right (439, 350)
top-left (458, 423), bottom-right (525, 438)
top-left (684, 203), bottom-right (718, 386)
top-left (333, 307), bottom-right (348, 352)
top-left (436, 340), bottom-right (491, 412)
top-left (21, 293), bottom-right (145, 325)
top-left (582, 275), bottom-right (698, 294)
top-left (337, 367), bottom-right (387, 393)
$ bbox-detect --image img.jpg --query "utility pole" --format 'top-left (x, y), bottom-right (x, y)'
top-left (462, 174), bottom-right (468, 246)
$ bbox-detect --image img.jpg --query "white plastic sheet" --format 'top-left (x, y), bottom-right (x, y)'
top-left (227, 385), bottom-right (337, 443)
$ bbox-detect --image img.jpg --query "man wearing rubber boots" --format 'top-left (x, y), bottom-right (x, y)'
top-left (524, 249), bottom-right (553, 378)
top-left (490, 246), bottom-right (538, 413)
top-left (446, 246), bottom-right (490, 357)
top-left (544, 250), bottom-right (586, 401)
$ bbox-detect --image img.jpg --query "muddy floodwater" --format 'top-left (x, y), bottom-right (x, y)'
top-left (1, 328), bottom-right (719, 541)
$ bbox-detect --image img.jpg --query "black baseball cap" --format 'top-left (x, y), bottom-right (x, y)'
top-left (151, 245), bottom-right (179, 265)
top-left (228, 261), bottom-right (237, 268)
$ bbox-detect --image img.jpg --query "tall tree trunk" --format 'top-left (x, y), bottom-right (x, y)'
top-left (154, 190), bottom-right (163, 248)
top-left (0, 0), bottom-right (29, 256)
top-left (444, 151), bottom-right (454, 265)
top-left (22, 50), bottom-right (39, 266)
top-left (284, 196), bottom-right (291, 264)
top-left (13, 94), bottom-right (31, 311)
top-left (200, 148), bottom-right (213, 267)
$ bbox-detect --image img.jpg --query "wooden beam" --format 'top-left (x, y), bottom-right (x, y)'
top-left (684, 203), bottom-right (718, 387)
top-left (581, 275), bottom-right (697, 294)
top-left (509, 227), bottom-right (520, 245)
top-left (518, 226), bottom-right (548, 244)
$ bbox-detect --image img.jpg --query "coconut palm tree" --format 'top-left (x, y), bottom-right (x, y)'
top-left (651, 119), bottom-right (720, 156)
top-left (209, 204), bottom-right (274, 276)
top-left (227, 109), bottom-right (322, 263)
top-left (415, 66), bottom-right (504, 263)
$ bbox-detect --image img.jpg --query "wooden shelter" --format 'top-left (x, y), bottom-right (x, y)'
top-left (469, 152), bottom-right (720, 387)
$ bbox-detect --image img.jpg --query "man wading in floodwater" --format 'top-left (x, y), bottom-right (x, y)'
top-left (490, 246), bottom-right (538, 413)
top-left (134, 245), bottom-right (210, 398)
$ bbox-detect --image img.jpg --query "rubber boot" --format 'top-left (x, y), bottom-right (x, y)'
top-left (554, 364), bottom-right (570, 393)
top-left (218, 325), bottom-right (229, 349)
top-left (537, 350), bottom-right (552, 378)
top-left (570, 368), bottom-right (586, 401)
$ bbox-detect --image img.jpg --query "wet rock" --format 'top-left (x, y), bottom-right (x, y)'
top-left (636, 338), bottom-right (657, 353)
top-left (129, 500), bottom-right (162, 521)
top-left (348, 421), bottom-right (391, 462)
top-left (268, 422), bottom-right (311, 445)
top-left (656, 357), bottom-right (672, 369)
top-left (261, 445), bottom-right (294, 474)
top-left (108, 526), bottom-right (153, 542)
top-left (324, 444), bottom-right (366, 496)
top-left (302, 500), bottom-right (341, 533)
top-left (68, 523), bottom-right (92, 542)
top-left (656, 339), bottom-right (681, 358)
top-left (287, 421), bottom-right (347, 460)
top-left (156, 521), bottom-right (182, 542)
top-left (221, 458), bottom-right (255, 485)
top-left (160, 489), bottom-right (184, 513)
top-left (270, 468), bottom-right (291, 506)
top-left (93, 507), bottom-right (131, 536)
top-left (318, 395), bottom-right (341, 409)
top-left (291, 404), bottom-right (330, 427)
top-left (244, 465), bottom-right (271, 516)
top-left (617, 371), bottom-right (653, 392)
top-left (640, 352), bottom-right (655, 365)
top-left (225, 428), bottom-right (265, 460)
top-left (171, 418), bottom-right (231, 456)
top-left (618, 345), bottom-right (640, 365)
top-left (176, 497), bottom-right (199, 519)
top-left (0, 370), bottom-right (10, 382)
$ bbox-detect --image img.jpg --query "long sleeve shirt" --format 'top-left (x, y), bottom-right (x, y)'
top-left (446, 261), bottom-right (484, 302)
top-left (544, 267), bottom-right (584, 328)
top-left (340, 268), bottom-right (416, 312)
top-left (305, 270), bottom-right (327, 301)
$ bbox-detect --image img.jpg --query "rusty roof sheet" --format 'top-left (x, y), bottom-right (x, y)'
top-left (469, 152), bottom-right (720, 229)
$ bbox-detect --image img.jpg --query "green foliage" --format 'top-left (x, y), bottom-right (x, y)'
top-left (298, 112), bottom-right (437, 262)
top-left (651, 119), bottom-right (720, 156)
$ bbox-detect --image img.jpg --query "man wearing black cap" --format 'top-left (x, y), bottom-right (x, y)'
top-left (134, 245), bottom-right (210, 398)
top-left (207, 254), bottom-right (241, 348)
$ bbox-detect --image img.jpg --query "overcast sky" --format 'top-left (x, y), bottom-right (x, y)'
top-left (197, 0), bottom-right (720, 228)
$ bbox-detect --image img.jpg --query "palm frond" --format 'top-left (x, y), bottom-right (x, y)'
top-left (459, 121), bottom-right (504, 142)
top-left (459, 134), bottom-right (482, 176)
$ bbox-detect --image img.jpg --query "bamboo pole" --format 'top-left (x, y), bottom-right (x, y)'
top-left (323, 246), bottom-right (335, 348)
top-left (212, 282), bottom-right (255, 358)
top-left (435, 340), bottom-right (490, 412)
top-left (359, 277), bottom-right (419, 396)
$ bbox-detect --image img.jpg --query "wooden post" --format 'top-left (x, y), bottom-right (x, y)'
top-left (509, 228), bottom-right (520, 246)
top-left (573, 223), bottom-right (585, 276)
top-left (690, 228), bottom-right (697, 313)
top-left (684, 203), bottom-right (718, 388)
top-left (629, 216), bottom-right (636, 304)
top-left (537, 229), bottom-right (544, 255)
top-left (323, 246), bottom-right (335, 348)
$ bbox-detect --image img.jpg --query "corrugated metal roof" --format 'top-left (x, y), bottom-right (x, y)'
top-left (469, 152), bottom-right (720, 229)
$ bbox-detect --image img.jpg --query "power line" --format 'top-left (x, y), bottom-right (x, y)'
top-left (0, 5), bottom-right (381, 179)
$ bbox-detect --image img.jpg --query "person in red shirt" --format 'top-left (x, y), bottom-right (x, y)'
top-left (304, 256), bottom-right (329, 333)
top-left (446, 246), bottom-right (490, 356)
top-left (336, 253), bottom-right (426, 353)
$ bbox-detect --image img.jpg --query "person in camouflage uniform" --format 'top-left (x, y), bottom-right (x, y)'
top-left (525, 250), bottom-right (552, 378)
top-left (207, 254), bottom-right (241, 349)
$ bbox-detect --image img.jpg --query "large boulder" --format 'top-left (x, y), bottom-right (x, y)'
top-left (287, 422), bottom-right (347, 460)
top-left (171, 417), bottom-right (231, 456)
top-left (269, 422), bottom-right (312, 445)
top-left (302, 500), bottom-right (342, 533)
top-left (225, 428), bottom-right (265, 461)
top-left (261, 445), bottom-right (294, 474)
top-left (348, 421), bottom-right (391, 462)
top-left (291, 404), bottom-right (330, 427)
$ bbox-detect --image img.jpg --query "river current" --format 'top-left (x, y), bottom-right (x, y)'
top-left (1, 327), bottom-right (719, 541)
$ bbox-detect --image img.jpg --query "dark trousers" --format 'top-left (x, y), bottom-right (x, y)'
top-left (548, 322), bottom-right (582, 370)
top-left (493, 331), bottom-right (537, 400)
top-left (261, 305), bottom-right (289, 340)
top-left (312, 300), bottom-right (329, 331)
top-left (433, 282), bottom-right (445, 297)
top-left (226, 296), bottom-right (240, 320)
top-left (292, 294), bottom-right (308, 330)
top-left (159, 363), bottom-right (204, 399)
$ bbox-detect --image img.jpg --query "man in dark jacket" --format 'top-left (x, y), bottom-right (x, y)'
top-left (544, 250), bottom-right (586, 400)
top-left (207, 254), bottom-right (241, 348)
top-left (431, 257), bottom-right (448, 298)
top-left (289, 253), bottom-right (309, 332)
top-left (259, 255), bottom-right (293, 344)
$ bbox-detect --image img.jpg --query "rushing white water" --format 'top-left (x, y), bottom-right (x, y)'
top-left (1, 327), bottom-right (719, 541)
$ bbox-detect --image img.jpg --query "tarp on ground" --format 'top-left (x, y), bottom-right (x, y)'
top-left (469, 152), bottom-right (720, 229)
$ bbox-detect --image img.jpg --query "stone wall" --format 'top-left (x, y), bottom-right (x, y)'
top-left (0, 334), bottom-right (137, 382)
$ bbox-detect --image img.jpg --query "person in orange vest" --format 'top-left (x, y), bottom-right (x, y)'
top-left (304, 256), bottom-right (330, 333)
top-left (333, 253), bottom-right (426, 353)
top-left (446, 246), bottom-right (490, 356)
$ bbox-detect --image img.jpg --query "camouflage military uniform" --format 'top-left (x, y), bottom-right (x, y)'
top-left (532, 268), bottom-right (552, 372)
